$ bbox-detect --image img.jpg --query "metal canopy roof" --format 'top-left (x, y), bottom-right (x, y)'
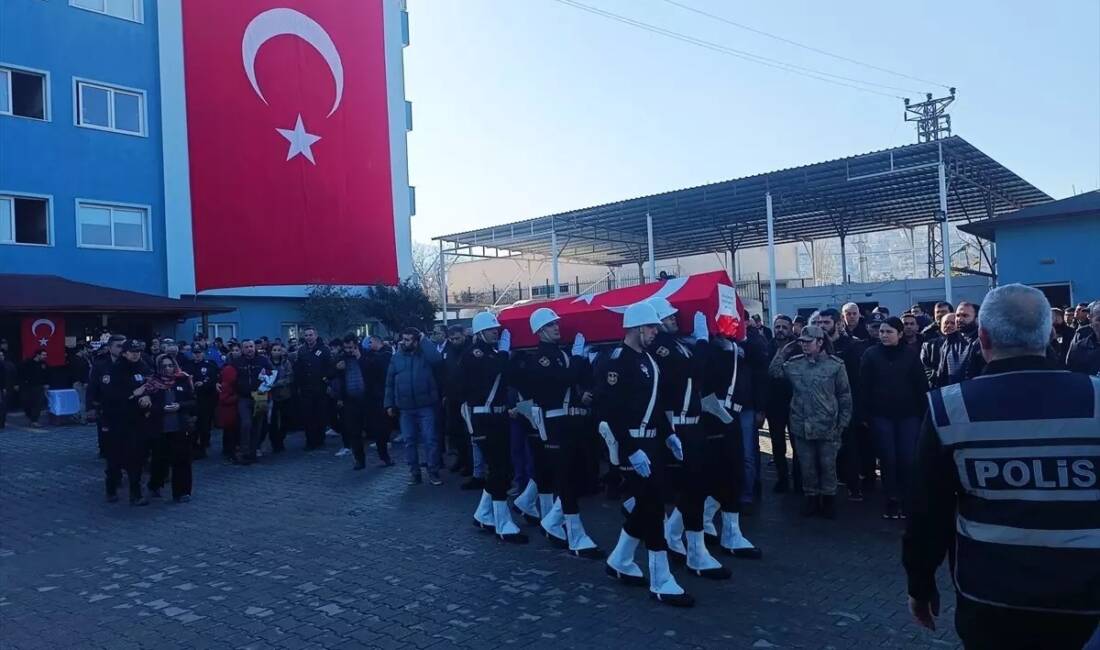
top-left (435, 136), bottom-right (1051, 266)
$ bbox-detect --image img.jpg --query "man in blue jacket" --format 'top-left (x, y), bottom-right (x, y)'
top-left (384, 327), bottom-right (443, 485)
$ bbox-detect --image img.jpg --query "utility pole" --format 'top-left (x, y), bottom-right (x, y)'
top-left (904, 88), bottom-right (956, 143)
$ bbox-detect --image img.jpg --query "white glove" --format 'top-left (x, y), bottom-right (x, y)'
top-left (701, 393), bottom-right (734, 424)
top-left (598, 421), bottom-right (620, 466)
top-left (665, 434), bottom-right (684, 461)
top-left (498, 329), bottom-right (511, 353)
top-left (692, 311), bottom-right (709, 342)
top-left (628, 449), bottom-right (652, 478)
top-left (571, 332), bottom-right (586, 357)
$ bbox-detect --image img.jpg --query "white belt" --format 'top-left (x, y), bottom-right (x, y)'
top-left (546, 407), bottom-right (589, 418)
top-left (628, 428), bottom-right (657, 439)
top-left (472, 405), bottom-right (507, 414)
top-left (669, 416), bottom-right (699, 425)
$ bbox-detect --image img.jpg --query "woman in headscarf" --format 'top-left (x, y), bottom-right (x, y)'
top-left (141, 353), bottom-right (196, 503)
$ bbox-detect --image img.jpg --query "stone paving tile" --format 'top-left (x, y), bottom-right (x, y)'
top-left (0, 417), bottom-right (959, 648)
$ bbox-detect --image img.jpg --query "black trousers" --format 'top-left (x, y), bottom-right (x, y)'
top-left (529, 431), bottom-right (555, 493)
top-left (0, 391), bottom-right (6, 427)
top-left (766, 406), bottom-right (791, 483)
top-left (341, 398), bottom-right (367, 463)
top-left (301, 391), bottom-right (327, 448)
top-left (472, 414), bottom-right (512, 500)
top-left (444, 399), bottom-right (468, 469)
top-left (22, 386), bottom-right (43, 424)
top-left (622, 453), bottom-right (666, 551)
top-left (551, 416), bottom-right (591, 514)
top-left (150, 430), bottom-right (193, 499)
top-left (838, 422), bottom-right (866, 489)
top-left (365, 401), bottom-right (391, 462)
top-left (671, 422), bottom-right (707, 531)
top-left (269, 399), bottom-right (289, 451)
top-left (104, 420), bottom-right (145, 497)
top-left (702, 414), bottom-right (743, 513)
top-left (193, 394), bottom-right (216, 449)
top-left (955, 597), bottom-right (1099, 650)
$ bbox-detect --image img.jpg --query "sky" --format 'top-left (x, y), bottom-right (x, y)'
top-left (403, 0), bottom-right (1100, 244)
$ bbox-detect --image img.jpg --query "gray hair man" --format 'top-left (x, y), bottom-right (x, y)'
top-left (903, 284), bottom-right (1100, 648)
top-left (1066, 299), bottom-right (1100, 375)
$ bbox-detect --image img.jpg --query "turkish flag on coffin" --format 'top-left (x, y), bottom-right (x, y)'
top-left (182, 0), bottom-right (396, 291)
top-left (498, 271), bottom-right (746, 349)
top-left (21, 315), bottom-right (66, 367)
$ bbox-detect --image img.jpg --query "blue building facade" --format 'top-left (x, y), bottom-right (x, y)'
top-left (960, 191), bottom-right (1100, 308)
top-left (1, 0), bottom-right (412, 345)
top-left (1, 0), bottom-right (166, 295)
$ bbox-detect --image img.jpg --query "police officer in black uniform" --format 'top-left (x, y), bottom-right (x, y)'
top-left (104, 340), bottom-right (151, 506)
top-left (598, 301), bottom-right (693, 607)
top-left (461, 311), bottom-right (527, 544)
top-left (511, 307), bottom-right (602, 558)
top-left (186, 345), bottom-right (220, 459)
top-left (648, 298), bottom-right (731, 580)
top-left (88, 336), bottom-right (125, 458)
top-left (904, 284), bottom-right (1100, 649)
top-left (699, 317), bottom-right (763, 558)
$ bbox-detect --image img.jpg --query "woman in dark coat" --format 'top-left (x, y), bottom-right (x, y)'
top-left (140, 354), bottom-right (196, 503)
top-left (859, 317), bottom-right (928, 519)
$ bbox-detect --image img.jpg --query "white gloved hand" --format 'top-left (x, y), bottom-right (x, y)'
top-left (665, 434), bottom-right (684, 461)
top-left (571, 332), bottom-right (586, 357)
top-left (692, 311), bottom-right (709, 342)
top-left (628, 449), bottom-right (652, 478)
top-left (498, 329), bottom-right (511, 353)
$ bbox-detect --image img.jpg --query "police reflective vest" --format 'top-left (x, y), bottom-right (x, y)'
top-left (928, 369), bottom-right (1100, 615)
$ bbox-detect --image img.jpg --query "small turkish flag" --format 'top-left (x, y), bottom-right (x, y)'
top-left (182, 0), bottom-right (397, 291)
top-left (21, 315), bottom-right (66, 367)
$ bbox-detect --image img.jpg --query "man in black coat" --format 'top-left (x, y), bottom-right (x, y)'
top-left (20, 349), bottom-right (48, 427)
top-left (364, 335), bottom-right (394, 466)
top-left (293, 326), bottom-right (332, 450)
top-left (185, 345), bottom-right (220, 458)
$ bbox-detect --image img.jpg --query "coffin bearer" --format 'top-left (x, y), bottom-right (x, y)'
top-left (648, 297), bottom-right (731, 580)
top-left (512, 307), bottom-right (602, 558)
top-left (597, 302), bottom-right (693, 607)
top-left (460, 312), bottom-right (527, 544)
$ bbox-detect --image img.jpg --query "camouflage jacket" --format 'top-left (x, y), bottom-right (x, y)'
top-left (768, 349), bottom-right (852, 441)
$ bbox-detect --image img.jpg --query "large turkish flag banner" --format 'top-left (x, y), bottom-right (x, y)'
top-left (21, 315), bottom-right (66, 367)
top-left (182, 0), bottom-right (396, 291)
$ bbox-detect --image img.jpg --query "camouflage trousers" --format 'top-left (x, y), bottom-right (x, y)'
top-left (792, 437), bottom-right (841, 496)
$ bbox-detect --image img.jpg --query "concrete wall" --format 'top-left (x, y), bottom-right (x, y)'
top-left (776, 275), bottom-right (991, 319)
top-left (174, 297), bottom-right (308, 342)
top-left (1, 0), bottom-right (167, 295)
top-left (994, 219), bottom-right (1100, 305)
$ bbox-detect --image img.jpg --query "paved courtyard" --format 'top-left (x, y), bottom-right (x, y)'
top-left (0, 417), bottom-right (961, 649)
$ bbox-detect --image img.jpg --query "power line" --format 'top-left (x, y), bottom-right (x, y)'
top-left (548, 0), bottom-right (915, 99)
top-left (658, 0), bottom-right (953, 91)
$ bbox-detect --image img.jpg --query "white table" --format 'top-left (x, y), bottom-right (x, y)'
top-left (46, 389), bottom-right (82, 417)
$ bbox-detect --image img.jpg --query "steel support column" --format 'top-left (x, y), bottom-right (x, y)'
top-left (646, 213), bottom-right (656, 282)
top-left (439, 240), bottom-right (448, 324)
top-left (839, 234), bottom-right (848, 285)
top-left (765, 192), bottom-right (778, 320)
top-left (938, 157), bottom-right (953, 302)
top-left (550, 226), bottom-right (561, 298)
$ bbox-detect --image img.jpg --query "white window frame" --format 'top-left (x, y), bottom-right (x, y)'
top-left (0, 191), bottom-right (54, 247)
top-left (206, 323), bottom-right (238, 341)
top-left (69, 0), bottom-right (144, 24)
top-left (73, 77), bottom-right (147, 137)
top-left (0, 63), bottom-right (52, 122)
top-left (74, 199), bottom-right (152, 251)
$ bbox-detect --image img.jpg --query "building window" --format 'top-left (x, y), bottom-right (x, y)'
top-left (76, 201), bottom-right (149, 250)
top-left (0, 66), bottom-right (48, 120)
top-left (531, 283), bottom-right (571, 298)
top-left (0, 195), bottom-right (50, 246)
top-left (70, 0), bottom-right (143, 23)
top-left (75, 80), bottom-right (146, 136)
top-left (204, 323), bottom-right (238, 342)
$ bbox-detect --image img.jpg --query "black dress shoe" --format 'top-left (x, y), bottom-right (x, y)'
top-left (498, 532), bottom-right (529, 545)
top-left (472, 518), bottom-right (495, 532)
top-left (570, 546), bottom-right (605, 560)
top-left (605, 565), bottom-right (646, 586)
top-left (704, 532), bottom-right (720, 546)
top-left (801, 495), bottom-right (819, 517)
top-left (650, 591), bottom-right (695, 607)
top-left (353, 461), bottom-right (366, 470)
top-left (772, 480), bottom-right (789, 494)
top-left (543, 531), bottom-right (568, 549)
top-left (690, 565), bottom-right (732, 580)
top-left (726, 546), bottom-right (763, 560)
top-left (820, 495), bottom-right (837, 520)
top-left (130, 495), bottom-right (149, 507)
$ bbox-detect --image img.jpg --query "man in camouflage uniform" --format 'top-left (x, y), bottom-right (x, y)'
top-left (768, 324), bottom-right (852, 519)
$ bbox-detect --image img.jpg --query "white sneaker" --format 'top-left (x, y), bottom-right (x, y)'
top-left (334, 447), bottom-right (351, 457)
top-left (325, 428), bottom-right (340, 438)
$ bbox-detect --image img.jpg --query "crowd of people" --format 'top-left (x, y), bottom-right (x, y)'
top-left (0, 292), bottom-right (1097, 614)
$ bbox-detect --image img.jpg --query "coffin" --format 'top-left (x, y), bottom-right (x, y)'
top-left (497, 270), bottom-right (746, 348)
